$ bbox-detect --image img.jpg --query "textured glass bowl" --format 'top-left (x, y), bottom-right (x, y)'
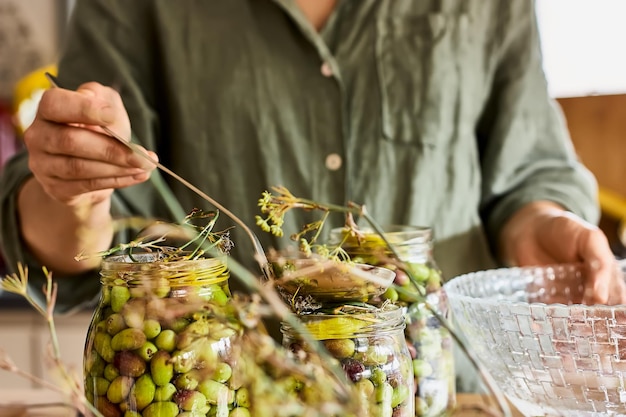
top-left (444, 263), bottom-right (626, 417)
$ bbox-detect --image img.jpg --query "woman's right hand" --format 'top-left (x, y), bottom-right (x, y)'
top-left (16, 81), bottom-right (159, 273)
top-left (23, 81), bottom-right (157, 207)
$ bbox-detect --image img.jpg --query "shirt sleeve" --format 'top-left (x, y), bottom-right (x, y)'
top-left (0, 152), bottom-right (139, 313)
top-left (476, 0), bottom-right (600, 256)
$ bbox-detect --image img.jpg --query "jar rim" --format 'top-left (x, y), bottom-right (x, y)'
top-left (330, 225), bottom-right (433, 244)
top-left (100, 252), bottom-right (229, 287)
top-left (101, 252), bottom-right (226, 268)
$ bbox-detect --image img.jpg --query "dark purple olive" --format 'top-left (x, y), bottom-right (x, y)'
top-left (113, 351), bottom-right (146, 377)
top-left (341, 358), bottom-right (365, 382)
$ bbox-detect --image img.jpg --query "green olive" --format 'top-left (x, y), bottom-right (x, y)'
top-left (150, 351), bottom-right (174, 387)
top-left (111, 328), bottom-right (147, 351)
top-left (391, 383), bottom-right (410, 408)
top-left (171, 349), bottom-right (195, 374)
top-left (94, 332), bottom-right (115, 363)
top-left (101, 286), bottom-right (111, 306)
top-left (175, 370), bottom-right (201, 391)
top-left (212, 362), bottom-right (232, 383)
top-left (359, 344), bottom-right (389, 366)
top-left (106, 314), bottom-right (128, 336)
top-left (323, 339), bottom-right (355, 359)
top-left (143, 319), bottom-right (162, 340)
top-left (175, 390), bottom-right (208, 412)
top-left (135, 341), bottom-right (158, 362)
top-left (207, 286), bottom-right (228, 306)
top-left (407, 263), bottom-right (431, 283)
top-left (142, 402), bottom-right (179, 417)
top-left (234, 387), bottom-right (250, 408)
top-left (167, 317), bottom-right (190, 333)
top-left (370, 368), bottom-right (386, 387)
top-left (375, 382), bottom-right (393, 404)
top-left (110, 286), bottom-right (131, 313)
top-left (106, 376), bottom-right (134, 404)
top-left (94, 377), bottom-right (111, 396)
top-left (129, 374), bottom-right (156, 411)
top-left (229, 407), bottom-right (251, 417)
top-left (155, 329), bottom-right (177, 352)
top-left (198, 379), bottom-right (231, 405)
top-left (104, 364), bottom-right (120, 382)
top-left (382, 286), bottom-right (399, 303)
top-left (154, 383), bottom-right (177, 402)
top-left (86, 351), bottom-right (106, 377)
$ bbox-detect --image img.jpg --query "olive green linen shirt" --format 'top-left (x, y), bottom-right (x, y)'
top-left (0, 0), bottom-right (598, 311)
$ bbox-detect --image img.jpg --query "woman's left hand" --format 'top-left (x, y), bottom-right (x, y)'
top-left (500, 201), bottom-right (626, 305)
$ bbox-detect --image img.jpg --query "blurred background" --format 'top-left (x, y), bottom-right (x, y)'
top-left (0, 0), bottom-right (625, 388)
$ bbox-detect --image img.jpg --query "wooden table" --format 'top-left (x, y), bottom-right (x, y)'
top-left (0, 389), bottom-right (524, 416)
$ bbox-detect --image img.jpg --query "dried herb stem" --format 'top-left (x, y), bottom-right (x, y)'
top-left (0, 267), bottom-right (104, 417)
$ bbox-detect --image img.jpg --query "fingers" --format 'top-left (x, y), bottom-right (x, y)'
top-left (578, 226), bottom-right (618, 304)
top-left (607, 268), bottom-right (626, 305)
top-left (584, 262), bottom-right (626, 305)
top-left (577, 227), bottom-right (626, 305)
top-left (23, 80), bottom-right (158, 204)
top-left (38, 82), bottom-right (120, 127)
top-left (505, 205), bottom-right (625, 306)
top-left (37, 172), bottom-right (151, 205)
top-left (27, 122), bottom-right (155, 170)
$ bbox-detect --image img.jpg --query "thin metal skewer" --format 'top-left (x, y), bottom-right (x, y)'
top-left (44, 72), bottom-right (272, 279)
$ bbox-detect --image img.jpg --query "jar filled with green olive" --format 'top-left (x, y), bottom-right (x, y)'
top-left (330, 226), bottom-right (455, 417)
top-left (84, 253), bottom-right (241, 417)
top-left (281, 303), bottom-right (415, 417)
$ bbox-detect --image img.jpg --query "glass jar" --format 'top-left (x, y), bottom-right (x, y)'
top-left (330, 226), bottom-right (455, 417)
top-left (281, 303), bottom-right (415, 417)
top-left (84, 253), bottom-right (239, 417)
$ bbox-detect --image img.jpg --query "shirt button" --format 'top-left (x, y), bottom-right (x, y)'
top-left (320, 61), bottom-right (333, 77)
top-left (325, 153), bottom-right (342, 171)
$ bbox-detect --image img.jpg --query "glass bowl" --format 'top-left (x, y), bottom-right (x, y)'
top-left (444, 263), bottom-right (626, 417)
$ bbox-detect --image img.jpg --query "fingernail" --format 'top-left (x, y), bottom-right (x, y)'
top-left (129, 158), bottom-right (152, 170)
top-left (128, 153), bottom-right (157, 170)
top-left (99, 105), bottom-right (116, 124)
top-left (147, 151), bottom-right (159, 163)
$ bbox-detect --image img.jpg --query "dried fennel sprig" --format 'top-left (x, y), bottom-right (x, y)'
top-left (75, 209), bottom-right (233, 262)
top-left (257, 185), bottom-right (361, 260)
top-left (0, 265), bottom-right (104, 417)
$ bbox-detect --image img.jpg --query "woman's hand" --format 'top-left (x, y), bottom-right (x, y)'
top-left (500, 201), bottom-right (626, 305)
top-left (24, 82), bottom-right (156, 207)
top-left (17, 81), bottom-right (158, 274)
